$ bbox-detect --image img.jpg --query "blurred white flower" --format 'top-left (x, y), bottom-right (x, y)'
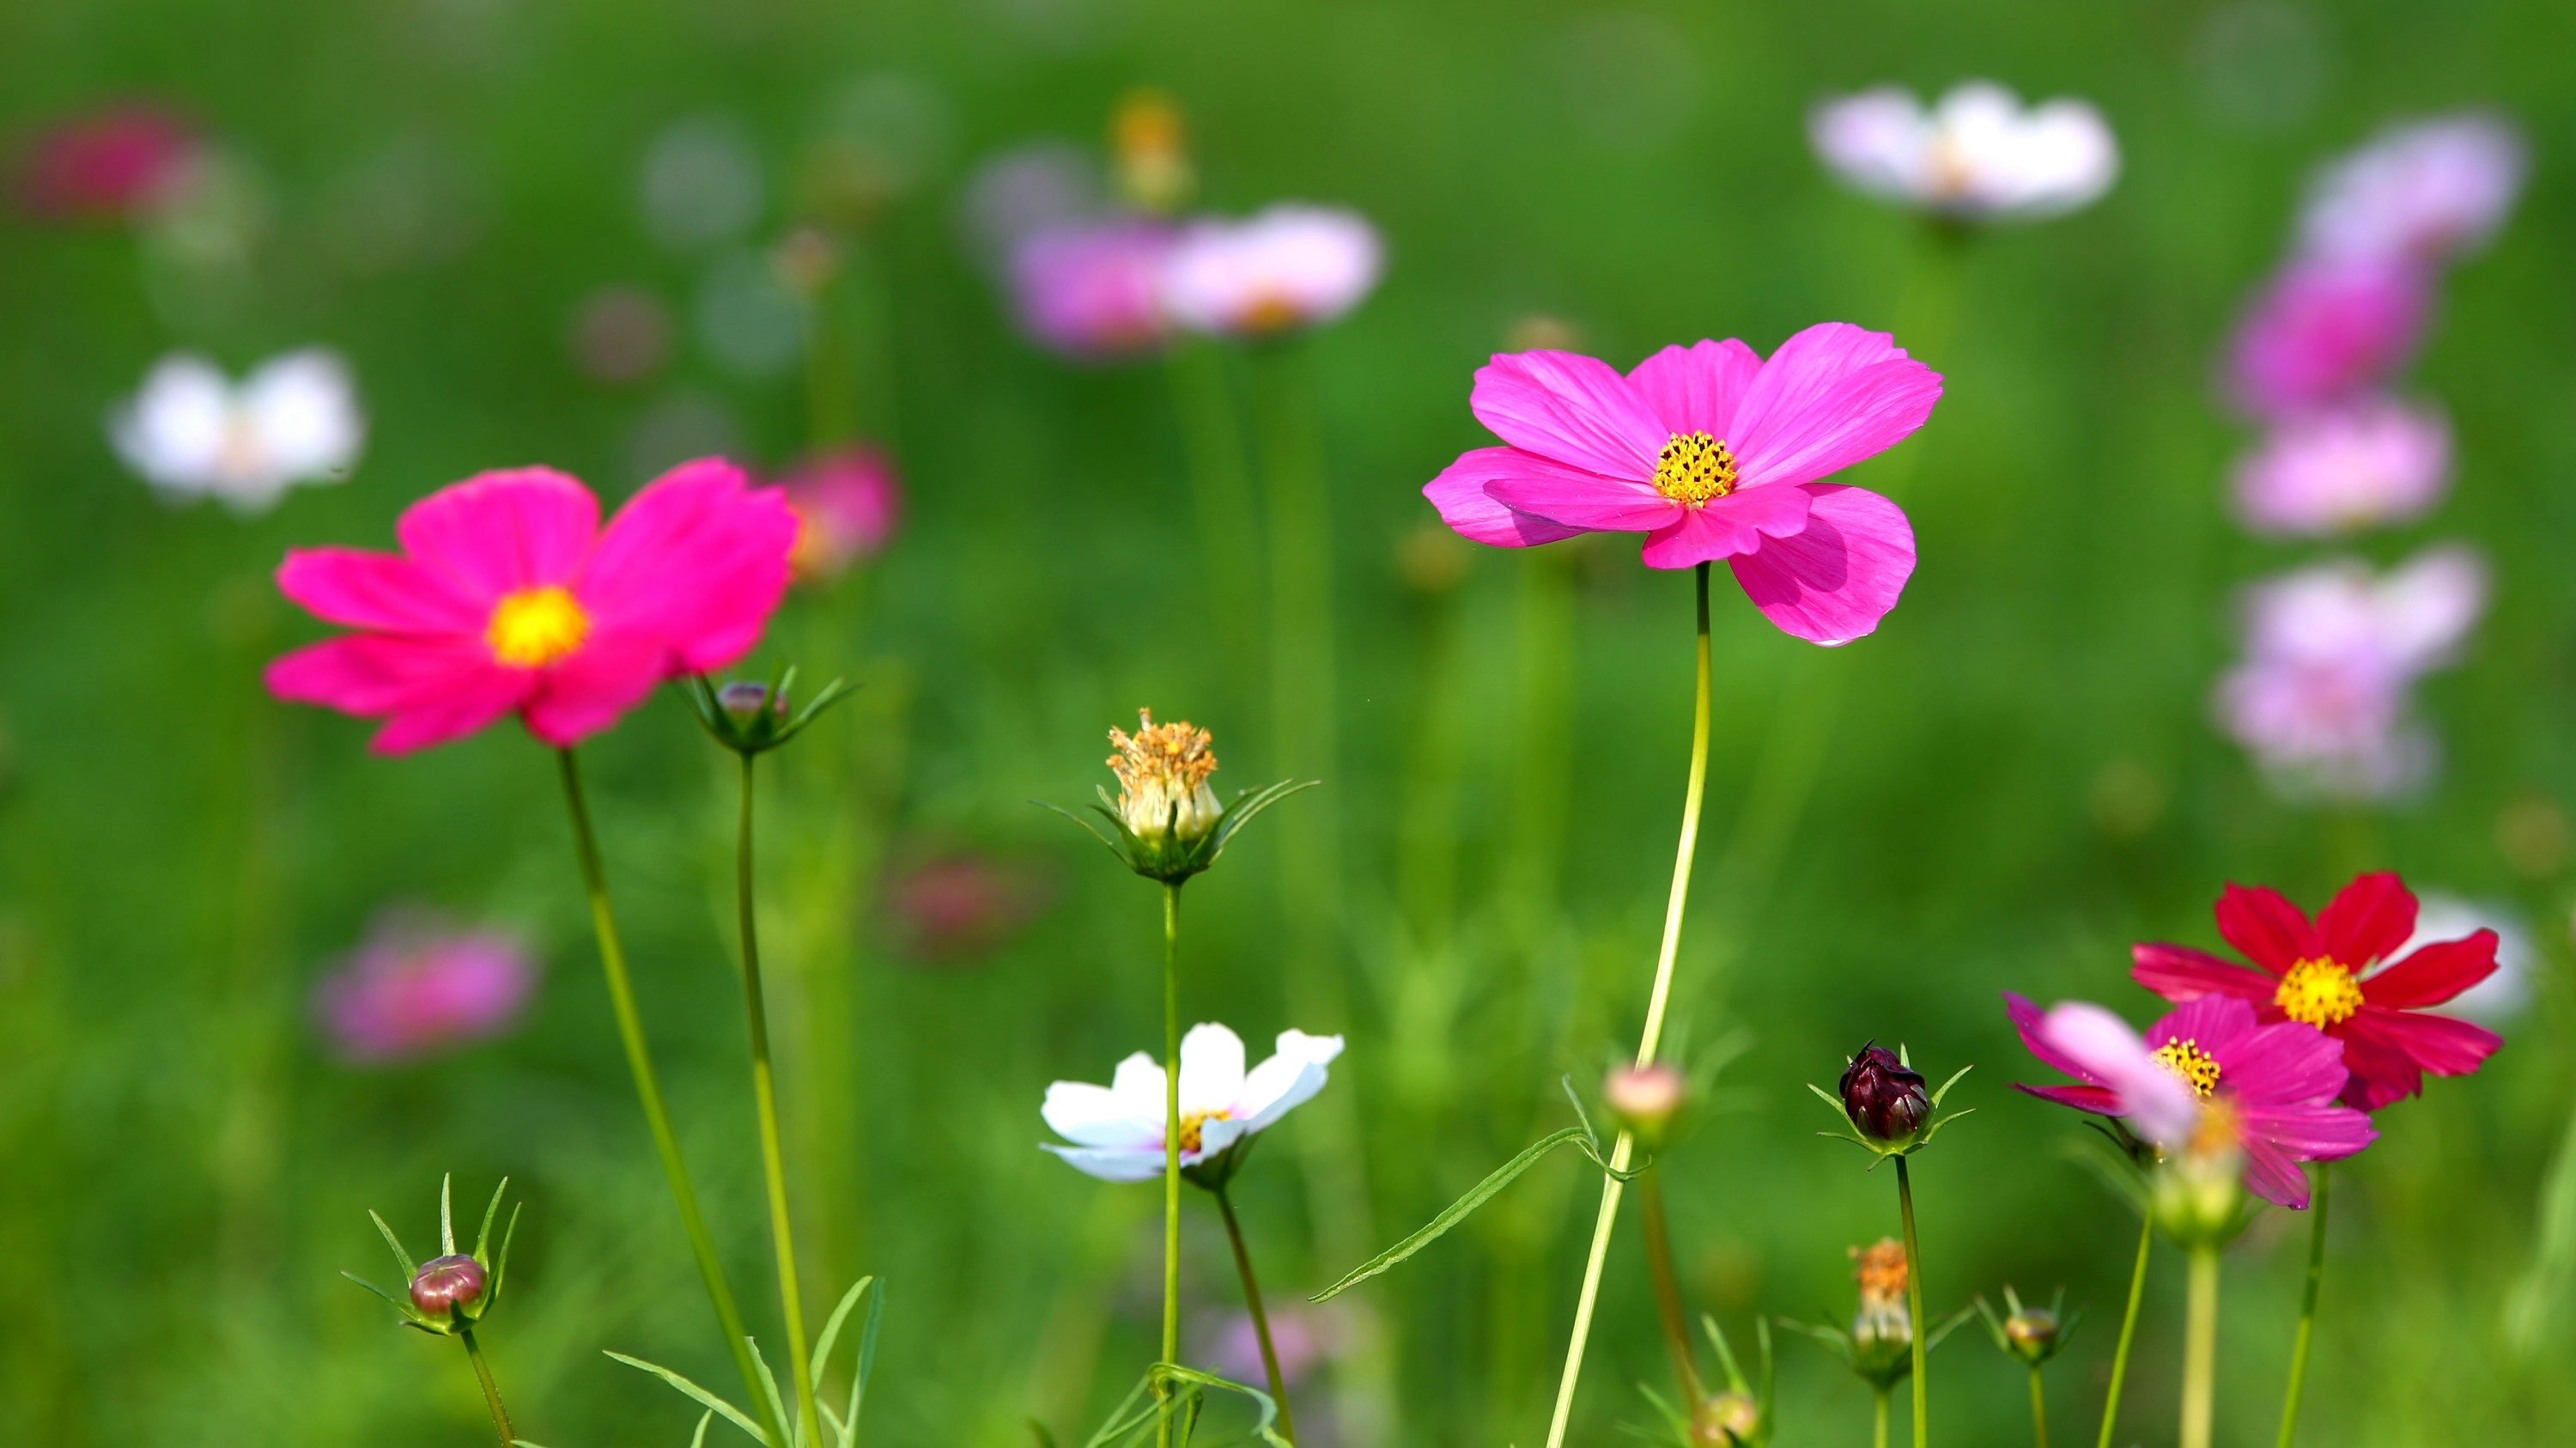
top-left (2404, 894), bottom-right (2533, 1026)
top-left (1161, 204), bottom-right (1382, 337)
top-left (2300, 113), bottom-right (2526, 267)
top-left (1041, 1023), bottom-right (1344, 1183)
top-left (1808, 82), bottom-right (2118, 221)
top-left (110, 350), bottom-right (363, 512)
top-left (2231, 395), bottom-right (2451, 538)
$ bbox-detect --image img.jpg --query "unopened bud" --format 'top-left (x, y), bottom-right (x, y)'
top-left (410, 1253), bottom-right (487, 1323)
top-left (1604, 1062), bottom-right (1686, 1142)
top-left (2003, 1308), bottom-right (2060, 1362)
top-left (719, 680), bottom-right (783, 723)
top-left (1691, 1391), bottom-right (1760, 1446)
top-left (1838, 1043), bottom-right (1929, 1145)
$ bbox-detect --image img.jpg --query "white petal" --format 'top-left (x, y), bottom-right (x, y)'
top-left (1109, 1051), bottom-right (1167, 1118)
top-left (1178, 1022), bottom-right (1246, 1112)
top-left (1042, 1142), bottom-right (1166, 1183)
top-left (1041, 1080), bottom-right (1159, 1149)
top-left (245, 349), bottom-right (363, 483)
top-left (1234, 1031), bottom-right (1344, 1130)
top-left (111, 355), bottom-right (231, 493)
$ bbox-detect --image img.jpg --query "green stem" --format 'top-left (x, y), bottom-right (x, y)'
top-left (1874, 1388), bottom-right (1891, 1448)
top-left (1165, 342), bottom-right (1264, 703)
top-left (1543, 562), bottom-right (1714, 1448)
top-left (1159, 882), bottom-right (1183, 1448)
top-left (1215, 1185), bottom-right (1297, 1445)
top-left (1895, 1155), bottom-right (1929, 1448)
top-left (2274, 1166), bottom-right (2329, 1448)
top-left (2029, 1365), bottom-right (2050, 1448)
top-left (460, 1327), bottom-right (514, 1448)
top-left (737, 752), bottom-right (825, 1448)
top-left (1636, 1167), bottom-right (1704, 1405)
top-left (556, 749), bottom-right (785, 1448)
top-left (2096, 1214), bottom-right (2154, 1448)
top-left (2180, 1245), bottom-right (2221, 1448)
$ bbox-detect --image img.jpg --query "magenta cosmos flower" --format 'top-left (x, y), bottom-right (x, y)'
top-left (2226, 256), bottom-right (2430, 419)
top-left (781, 444), bottom-right (902, 584)
top-left (1423, 325), bottom-right (1940, 644)
top-left (266, 459), bottom-right (797, 753)
top-left (14, 103), bottom-right (201, 221)
top-left (2007, 992), bottom-right (2376, 1208)
top-left (2132, 873), bottom-right (2500, 1112)
top-left (314, 912), bottom-right (537, 1063)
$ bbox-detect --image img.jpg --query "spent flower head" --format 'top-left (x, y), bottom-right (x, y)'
top-left (344, 1174), bottom-right (520, 1335)
top-left (1043, 709), bottom-right (1313, 885)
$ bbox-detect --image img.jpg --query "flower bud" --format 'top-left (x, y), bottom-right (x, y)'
top-left (410, 1253), bottom-right (487, 1324)
top-left (1691, 1391), bottom-right (1761, 1446)
top-left (1603, 1062), bottom-right (1686, 1145)
top-left (1838, 1043), bottom-right (1929, 1145)
top-left (718, 680), bottom-right (781, 723)
top-left (2002, 1307), bottom-right (2060, 1363)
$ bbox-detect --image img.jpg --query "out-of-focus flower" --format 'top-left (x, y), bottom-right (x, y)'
top-left (1111, 88), bottom-right (1192, 215)
top-left (1807, 82), bottom-right (2118, 222)
top-left (1041, 1022), bottom-right (1345, 1185)
top-left (641, 116), bottom-right (763, 253)
top-left (1161, 204), bottom-right (1382, 337)
top-left (1603, 1062), bottom-right (1687, 1144)
top-left (15, 103), bottom-right (202, 221)
top-left (782, 445), bottom-right (902, 582)
top-left (2405, 893), bottom-right (2533, 1026)
top-left (314, 914), bottom-right (535, 1063)
top-left (2225, 256), bottom-right (2430, 419)
top-left (2009, 992), bottom-right (2376, 1208)
top-left (265, 460), bottom-right (797, 752)
top-left (885, 849), bottom-right (1053, 964)
top-left (111, 350), bottom-right (365, 513)
top-left (1848, 1238), bottom-right (1913, 1383)
top-left (1421, 325), bottom-right (1939, 644)
top-left (2231, 396), bottom-right (2451, 537)
top-left (569, 286), bottom-right (673, 383)
top-left (1007, 218), bottom-right (1176, 359)
top-left (2300, 113), bottom-right (2526, 268)
top-left (2131, 872), bottom-right (2503, 1110)
top-left (1198, 1304), bottom-right (1332, 1389)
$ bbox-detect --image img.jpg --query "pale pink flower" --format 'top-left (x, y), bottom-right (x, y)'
top-left (1197, 1305), bottom-right (1332, 1388)
top-left (1161, 204), bottom-right (1382, 336)
top-left (781, 445), bottom-right (902, 583)
top-left (1807, 82), bottom-right (2117, 221)
top-left (14, 103), bottom-right (201, 221)
top-left (1006, 218), bottom-right (1176, 359)
top-left (2300, 113), bottom-right (2526, 267)
top-left (315, 913), bottom-right (536, 1063)
top-left (2226, 257), bottom-right (2431, 419)
top-left (2231, 396), bottom-right (2450, 537)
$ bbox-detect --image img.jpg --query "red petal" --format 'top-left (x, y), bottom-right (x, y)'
top-left (2130, 943), bottom-right (2275, 1002)
top-left (2212, 883), bottom-right (2317, 971)
top-left (2350, 1005), bottom-right (2500, 1080)
top-left (2332, 1020), bottom-right (2423, 1110)
top-left (2360, 932), bottom-right (2497, 1008)
top-left (2317, 871), bottom-right (2417, 967)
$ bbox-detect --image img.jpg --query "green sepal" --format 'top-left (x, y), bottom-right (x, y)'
top-left (1036, 778), bottom-right (1317, 885)
top-left (690, 666), bottom-right (854, 757)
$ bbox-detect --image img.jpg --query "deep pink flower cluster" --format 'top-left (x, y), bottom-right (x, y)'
top-left (13, 103), bottom-right (203, 222)
top-left (314, 912), bottom-right (537, 1064)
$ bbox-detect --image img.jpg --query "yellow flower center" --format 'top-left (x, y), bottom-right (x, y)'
top-left (1176, 1108), bottom-right (1231, 1155)
top-left (486, 586), bottom-right (590, 669)
top-left (2154, 1037), bottom-right (2222, 1098)
top-left (2274, 958), bottom-right (2366, 1028)
top-left (1654, 431), bottom-right (1739, 505)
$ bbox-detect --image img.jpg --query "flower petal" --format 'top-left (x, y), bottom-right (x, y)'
top-left (2013, 1081), bottom-right (2125, 1115)
top-left (2004, 990), bottom-right (2105, 1086)
top-left (1487, 466), bottom-right (1683, 533)
top-left (580, 457), bottom-right (799, 672)
top-left (1626, 338), bottom-right (1764, 438)
top-left (276, 547), bottom-right (482, 635)
top-left (2130, 943), bottom-right (2275, 1004)
top-left (2317, 871), bottom-right (2417, 966)
top-left (1423, 447), bottom-right (1591, 547)
top-left (1042, 1143), bottom-right (1164, 1183)
top-left (2212, 883), bottom-right (2317, 972)
top-left (1723, 484), bottom-right (1914, 643)
top-left (1728, 324), bottom-right (1941, 489)
top-left (2215, 1017), bottom-right (2348, 1107)
top-left (264, 635), bottom-right (530, 754)
top-left (1042, 1081), bottom-right (1159, 1149)
top-left (397, 468), bottom-right (598, 604)
top-left (2360, 932), bottom-right (2498, 1008)
top-left (1236, 1030), bottom-right (1345, 1129)
top-left (2238, 1102), bottom-right (2379, 1164)
top-left (1109, 1052), bottom-right (1166, 1118)
top-left (2145, 995), bottom-right (2261, 1056)
top-left (2348, 1004), bottom-right (2499, 1088)
top-left (2037, 1001), bottom-right (2199, 1147)
top-left (1468, 350), bottom-right (1666, 480)
top-left (2238, 1138), bottom-right (2314, 1208)
top-left (1637, 488), bottom-right (1814, 569)
top-left (519, 634), bottom-right (673, 748)
top-left (1177, 1022), bottom-right (1248, 1112)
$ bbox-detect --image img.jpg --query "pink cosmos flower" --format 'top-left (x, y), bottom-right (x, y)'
top-left (2225, 257), bottom-right (2431, 419)
top-left (1422, 325), bottom-right (1941, 644)
top-left (2300, 113), bottom-right (2526, 268)
top-left (2007, 992), bottom-right (2376, 1208)
top-left (1161, 204), bottom-right (1383, 336)
top-left (1007, 218), bottom-right (1176, 359)
top-left (2231, 395), bottom-right (2451, 537)
top-left (781, 445), bottom-right (902, 584)
top-left (2131, 873), bottom-right (2501, 1111)
top-left (315, 912), bottom-right (536, 1063)
top-left (265, 459), bottom-right (797, 753)
top-left (14, 103), bottom-right (201, 221)
top-left (1197, 1305), bottom-right (1333, 1389)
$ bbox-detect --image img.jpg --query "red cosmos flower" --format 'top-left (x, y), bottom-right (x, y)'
top-left (2131, 872), bottom-right (2500, 1111)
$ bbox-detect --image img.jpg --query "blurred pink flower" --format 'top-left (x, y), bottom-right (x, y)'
top-left (1423, 324), bottom-right (1940, 643)
top-left (2225, 257), bottom-right (2430, 419)
top-left (1007, 218), bottom-right (1176, 359)
top-left (316, 914), bottom-right (536, 1063)
top-left (783, 445), bottom-right (902, 583)
top-left (885, 849), bottom-right (1051, 964)
top-left (266, 460), bottom-right (797, 753)
top-left (2300, 113), bottom-right (2525, 268)
top-left (1196, 1304), bottom-right (1332, 1388)
top-left (14, 103), bottom-right (201, 221)
top-left (2231, 396), bottom-right (2450, 537)
top-left (1807, 82), bottom-right (2118, 221)
top-left (1161, 204), bottom-right (1382, 336)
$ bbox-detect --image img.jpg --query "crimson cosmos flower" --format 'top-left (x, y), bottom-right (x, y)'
top-left (2130, 873), bottom-right (2499, 1111)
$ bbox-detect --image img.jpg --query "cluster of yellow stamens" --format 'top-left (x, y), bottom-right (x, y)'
top-left (1653, 430), bottom-right (1739, 505)
top-left (1108, 709), bottom-right (1218, 798)
top-left (486, 585), bottom-right (590, 669)
top-left (1851, 1238), bottom-right (1909, 1308)
top-left (2274, 958), bottom-right (2366, 1028)
top-left (2154, 1037), bottom-right (2222, 1098)
top-left (1175, 1107), bottom-right (1230, 1155)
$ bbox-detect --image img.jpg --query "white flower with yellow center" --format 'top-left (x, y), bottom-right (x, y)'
top-left (1809, 82), bottom-right (2118, 222)
top-left (110, 349), bottom-right (365, 513)
top-left (1042, 1023), bottom-right (1344, 1183)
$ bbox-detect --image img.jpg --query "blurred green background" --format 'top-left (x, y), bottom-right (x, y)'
top-left (5, 1), bottom-right (2576, 1444)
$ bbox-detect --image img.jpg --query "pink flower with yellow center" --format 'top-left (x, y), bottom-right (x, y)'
top-left (1423, 324), bottom-right (1941, 644)
top-left (264, 459), bottom-right (797, 752)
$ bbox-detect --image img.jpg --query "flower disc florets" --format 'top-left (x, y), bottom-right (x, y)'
top-left (1109, 709), bottom-right (1224, 847)
top-left (1848, 1238), bottom-right (1915, 1385)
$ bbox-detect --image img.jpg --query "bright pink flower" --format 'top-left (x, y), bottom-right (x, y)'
top-left (782, 445), bottom-right (902, 583)
top-left (14, 103), bottom-right (200, 221)
top-left (2131, 873), bottom-right (2502, 1112)
top-left (2007, 992), bottom-right (2377, 1208)
top-left (1421, 325), bottom-right (1941, 644)
top-left (2231, 395), bottom-right (2450, 537)
top-left (315, 913), bottom-right (536, 1063)
top-left (2225, 257), bottom-right (2430, 419)
top-left (2300, 113), bottom-right (2526, 268)
top-left (265, 459), bottom-right (797, 753)
top-left (1007, 218), bottom-right (1176, 359)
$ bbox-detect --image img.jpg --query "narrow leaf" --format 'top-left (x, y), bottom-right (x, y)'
top-left (1152, 1365), bottom-right (1291, 1448)
top-left (811, 1276), bottom-right (875, 1395)
top-left (369, 1209), bottom-right (418, 1282)
top-left (475, 1177), bottom-right (509, 1259)
top-left (746, 1338), bottom-right (792, 1446)
top-left (1311, 1127), bottom-right (1591, 1300)
top-left (1032, 799), bottom-right (1132, 866)
top-left (1929, 1063), bottom-right (1973, 1108)
top-left (606, 1351), bottom-right (769, 1445)
top-left (340, 1270), bottom-right (412, 1316)
top-left (691, 1411), bottom-right (715, 1448)
top-left (841, 1272), bottom-right (885, 1443)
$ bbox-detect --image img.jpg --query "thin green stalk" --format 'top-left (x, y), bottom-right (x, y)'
top-left (1543, 563), bottom-right (1715, 1448)
top-left (1635, 1168), bottom-right (1704, 1405)
top-left (556, 749), bottom-right (785, 1448)
top-left (2028, 1366), bottom-right (2050, 1448)
top-left (1874, 1388), bottom-right (1891, 1448)
top-left (460, 1327), bottom-right (515, 1448)
top-left (2180, 1245), bottom-right (2221, 1448)
top-left (1895, 1156), bottom-right (1929, 1448)
top-left (1215, 1186), bottom-right (1297, 1445)
top-left (1165, 342), bottom-right (1264, 702)
top-left (1159, 882), bottom-right (1183, 1448)
top-left (2096, 1214), bottom-right (2153, 1448)
top-left (737, 752), bottom-right (825, 1448)
top-left (2274, 1166), bottom-right (2329, 1448)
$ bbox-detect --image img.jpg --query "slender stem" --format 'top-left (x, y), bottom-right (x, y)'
top-left (1159, 882), bottom-right (1183, 1448)
top-left (1874, 1388), bottom-right (1891, 1448)
top-left (1165, 341), bottom-right (1264, 704)
top-left (2029, 1365), bottom-right (2050, 1448)
top-left (1635, 1167), bottom-right (1704, 1404)
top-left (2274, 1166), bottom-right (2329, 1448)
top-left (555, 749), bottom-right (785, 1448)
top-left (2096, 1214), bottom-right (2154, 1448)
top-left (2180, 1245), bottom-right (2221, 1448)
top-left (1215, 1186), bottom-right (1298, 1445)
top-left (737, 752), bottom-right (825, 1448)
top-left (1544, 563), bottom-right (1714, 1448)
top-left (1894, 1156), bottom-right (1929, 1448)
top-left (459, 1328), bottom-right (514, 1447)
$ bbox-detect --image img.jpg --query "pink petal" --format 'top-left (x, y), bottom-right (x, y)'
top-left (276, 547), bottom-right (483, 636)
top-left (2360, 933), bottom-right (2497, 1008)
top-left (264, 636), bottom-right (528, 754)
top-left (1422, 447), bottom-right (1591, 547)
top-left (519, 634), bottom-right (672, 747)
top-left (2014, 1081), bottom-right (2125, 1115)
top-left (2317, 871), bottom-right (2417, 965)
top-left (397, 468), bottom-right (599, 605)
top-left (2238, 1139), bottom-right (2314, 1208)
top-left (1488, 467), bottom-right (1683, 533)
top-left (1468, 350), bottom-right (1666, 481)
top-left (2145, 995), bottom-right (2260, 1056)
top-left (2215, 1018), bottom-right (2348, 1106)
top-left (2238, 1102), bottom-right (2378, 1163)
top-left (580, 457), bottom-right (798, 672)
top-left (1724, 484), bottom-right (1914, 644)
top-left (1728, 324), bottom-right (1942, 489)
top-left (2004, 991), bottom-right (2105, 1086)
top-left (1637, 485), bottom-right (1814, 569)
top-left (2131, 943), bottom-right (2275, 1003)
top-left (370, 675), bottom-right (542, 755)
top-left (1626, 338), bottom-right (1764, 438)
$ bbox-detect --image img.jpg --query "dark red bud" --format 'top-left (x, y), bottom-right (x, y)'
top-left (1838, 1042), bottom-right (1929, 1143)
top-left (410, 1254), bottom-right (487, 1319)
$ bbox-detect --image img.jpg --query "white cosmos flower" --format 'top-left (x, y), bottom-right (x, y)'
top-left (1042, 1022), bottom-right (1344, 1183)
top-left (111, 349), bottom-right (364, 513)
top-left (1161, 204), bottom-right (1382, 337)
top-left (1808, 81), bottom-right (2118, 221)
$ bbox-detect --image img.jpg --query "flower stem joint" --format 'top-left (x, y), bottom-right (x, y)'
top-left (689, 666), bottom-right (853, 757)
top-left (343, 1174), bottom-right (521, 1336)
top-left (1812, 1041), bottom-right (1973, 1162)
top-left (1042, 709), bottom-right (1315, 885)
